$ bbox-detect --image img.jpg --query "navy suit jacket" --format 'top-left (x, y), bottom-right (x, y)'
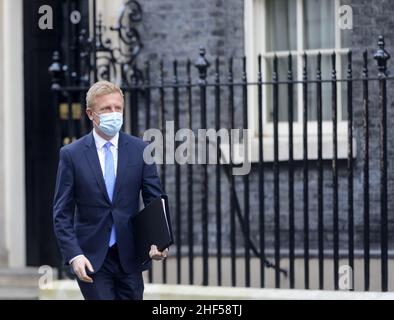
top-left (53, 131), bottom-right (163, 274)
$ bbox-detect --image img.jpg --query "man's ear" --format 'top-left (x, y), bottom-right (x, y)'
top-left (86, 107), bottom-right (93, 121)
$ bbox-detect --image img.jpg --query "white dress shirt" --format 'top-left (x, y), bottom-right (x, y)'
top-left (69, 129), bottom-right (119, 265)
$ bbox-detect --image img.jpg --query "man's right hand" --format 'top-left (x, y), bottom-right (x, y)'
top-left (71, 255), bottom-right (94, 283)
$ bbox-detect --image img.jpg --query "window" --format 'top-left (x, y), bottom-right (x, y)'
top-left (244, 0), bottom-right (353, 160)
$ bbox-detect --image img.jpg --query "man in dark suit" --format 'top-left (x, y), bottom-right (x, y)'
top-left (53, 81), bottom-right (167, 300)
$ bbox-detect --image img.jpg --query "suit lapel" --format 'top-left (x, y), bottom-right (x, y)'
top-left (113, 131), bottom-right (129, 203)
top-left (84, 132), bottom-right (112, 204)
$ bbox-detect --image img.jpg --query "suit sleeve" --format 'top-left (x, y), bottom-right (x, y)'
top-left (141, 146), bottom-right (164, 206)
top-left (53, 148), bottom-right (83, 265)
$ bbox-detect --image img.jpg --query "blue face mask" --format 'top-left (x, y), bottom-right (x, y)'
top-left (93, 111), bottom-right (123, 137)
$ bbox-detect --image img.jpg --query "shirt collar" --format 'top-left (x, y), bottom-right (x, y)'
top-left (92, 129), bottom-right (119, 150)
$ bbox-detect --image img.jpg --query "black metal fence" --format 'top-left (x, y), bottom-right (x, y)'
top-left (50, 1), bottom-right (394, 292)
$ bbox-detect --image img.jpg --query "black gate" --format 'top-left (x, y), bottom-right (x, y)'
top-left (50, 0), bottom-right (394, 291)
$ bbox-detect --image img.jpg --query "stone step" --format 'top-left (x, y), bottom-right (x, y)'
top-left (0, 287), bottom-right (38, 300)
top-left (0, 267), bottom-right (41, 288)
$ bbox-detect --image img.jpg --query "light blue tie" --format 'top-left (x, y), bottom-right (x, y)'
top-left (104, 142), bottom-right (116, 247)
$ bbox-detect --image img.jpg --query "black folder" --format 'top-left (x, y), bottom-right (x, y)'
top-left (131, 195), bottom-right (174, 265)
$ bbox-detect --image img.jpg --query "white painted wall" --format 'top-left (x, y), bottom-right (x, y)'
top-left (1, 0), bottom-right (26, 267)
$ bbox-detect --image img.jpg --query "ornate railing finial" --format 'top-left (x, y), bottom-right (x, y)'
top-left (374, 35), bottom-right (390, 75)
top-left (49, 51), bottom-right (63, 90)
top-left (195, 47), bottom-right (210, 83)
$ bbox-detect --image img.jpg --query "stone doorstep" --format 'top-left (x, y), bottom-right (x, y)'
top-left (40, 280), bottom-right (394, 300)
top-left (0, 287), bottom-right (39, 300)
top-left (0, 268), bottom-right (41, 288)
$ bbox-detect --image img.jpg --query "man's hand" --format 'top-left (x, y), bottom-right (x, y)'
top-left (149, 245), bottom-right (168, 261)
top-left (71, 255), bottom-right (94, 283)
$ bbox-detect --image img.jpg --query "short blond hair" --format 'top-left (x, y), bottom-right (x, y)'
top-left (86, 81), bottom-right (124, 109)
